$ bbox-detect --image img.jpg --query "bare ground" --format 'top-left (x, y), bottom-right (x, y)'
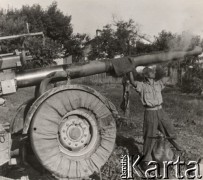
top-left (0, 84), bottom-right (203, 179)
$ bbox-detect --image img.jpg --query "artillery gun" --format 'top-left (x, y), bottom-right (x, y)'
top-left (0, 46), bottom-right (202, 179)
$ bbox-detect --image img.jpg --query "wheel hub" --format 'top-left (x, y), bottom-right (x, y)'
top-left (69, 126), bottom-right (81, 140)
top-left (59, 115), bottom-right (91, 151)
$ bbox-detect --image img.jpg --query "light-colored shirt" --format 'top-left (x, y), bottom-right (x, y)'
top-left (134, 80), bottom-right (165, 107)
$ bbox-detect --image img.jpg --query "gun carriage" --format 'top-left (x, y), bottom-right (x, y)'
top-left (0, 44), bottom-right (202, 179)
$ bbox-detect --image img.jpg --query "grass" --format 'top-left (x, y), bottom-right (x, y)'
top-left (91, 84), bottom-right (203, 161)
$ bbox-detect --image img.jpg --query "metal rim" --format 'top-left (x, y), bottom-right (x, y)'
top-left (58, 109), bottom-right (99, 159)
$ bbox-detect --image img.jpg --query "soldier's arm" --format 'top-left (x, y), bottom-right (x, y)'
top-left (129, 71), bottom-right (144, 93)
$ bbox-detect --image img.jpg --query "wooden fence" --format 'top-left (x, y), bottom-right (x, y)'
top-left (73, 73), bottom-right (122, 85)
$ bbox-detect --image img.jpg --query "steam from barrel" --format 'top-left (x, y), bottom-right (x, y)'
top-left (16, 46), bottom-right (202, 88)
top-left (131, 46), bottom-right (202, 66)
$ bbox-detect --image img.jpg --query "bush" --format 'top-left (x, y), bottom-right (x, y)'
top-left (181, 65), bottom-right (203, 94)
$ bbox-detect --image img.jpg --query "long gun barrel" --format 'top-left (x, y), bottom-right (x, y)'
top-left (15, 46), bottom-right (202, 88)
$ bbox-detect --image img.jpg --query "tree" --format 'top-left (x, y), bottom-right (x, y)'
top-left (181, 64), bottom-right (203, 94)
top-left (43, 2), bottom-right (73, 42)
top-left (0, 9), bottom-right (28, 53)
top-left (153, 30), bottom-right (201, 52)
top-left (20, 4), bottom-right (45, 33)
top-left (114, 19), bottom-right (140, 56)
top-left (135, 40), bottom-right (154, 54)
top-left (88, 19), bottom-right (143, 59)
top-left (0, 10), bottom-right (27, 36)
top-left (153, 30), bottom-right (176, 51)
top-left (88, 24), bottom-right (117, 60)
top-left (64, 33), bottom-right (90, 62)
top-left (0, 2), bottom-right (88, 63)
top-left (153, 30), bottom-right (203, 93)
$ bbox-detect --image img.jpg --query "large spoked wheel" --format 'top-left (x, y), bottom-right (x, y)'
top-left (29, 85), bottom-right (117, 179)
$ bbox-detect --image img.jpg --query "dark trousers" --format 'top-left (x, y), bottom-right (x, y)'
top-left (142, 108), bottom-right (175, 161)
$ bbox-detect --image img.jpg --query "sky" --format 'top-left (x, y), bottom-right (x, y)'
top-left (0, 0), bottom-right (203, 40)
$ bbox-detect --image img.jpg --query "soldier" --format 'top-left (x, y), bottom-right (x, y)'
top-left (129, 66), bottom-right (181, 166)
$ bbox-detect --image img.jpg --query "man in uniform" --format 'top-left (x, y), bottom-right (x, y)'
top-left (129, 66), bottom-right (181, 164)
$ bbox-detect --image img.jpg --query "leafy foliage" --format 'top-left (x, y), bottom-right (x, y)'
top-left (153, 30), bottom-right (203, 93)
top-left (20, 4), bottom-right (45, 33)
top-left (88, 19), bottom-right (142, 59)
top-left (63, 33), bottom-right (90, 62)
top-left (114, 19), bottom-right (140, 56)
top-left (0, 2), bottom-right (88, 63)
top-left (43, 2), bottom-right (73, 42)
top-left (153, 30), bottom-right (176, 51)
top-left (153, 30), bottom-right (202, 52)
top-left (135, 40), bottom-right (154, 54)
top-left (88, 24), bottom-right (117, 60)
top-left (181, 64), bottom-right (203, 94)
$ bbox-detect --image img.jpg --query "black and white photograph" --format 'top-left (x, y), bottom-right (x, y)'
top-left (0, 0), bottom-right (203, 179)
